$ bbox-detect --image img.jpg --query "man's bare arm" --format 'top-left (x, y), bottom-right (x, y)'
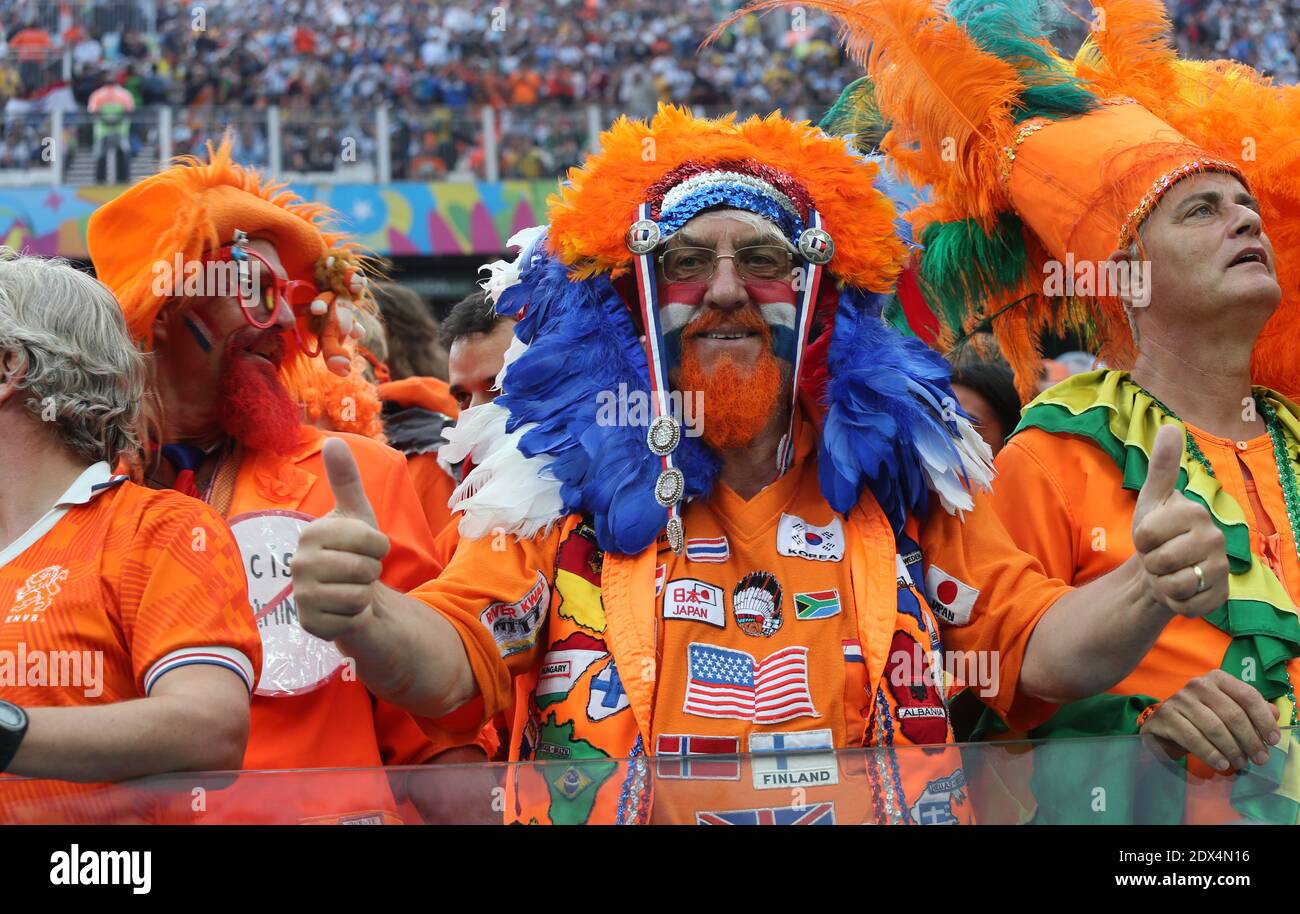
top-left (1019, 424), bottom-right (1230, 703)
top-left (292, 438), bottom-right (478, 718)
top-left (6, 666), bottom-right (249, 782)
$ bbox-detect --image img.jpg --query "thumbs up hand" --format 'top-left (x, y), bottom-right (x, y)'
top-left (293, 437), bottom-right (392, 641)
top-left (1130, 423), bottom-right (1229, 617)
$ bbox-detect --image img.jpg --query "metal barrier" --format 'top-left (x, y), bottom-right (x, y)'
top-left (0, 102), bottom-right (817, 187)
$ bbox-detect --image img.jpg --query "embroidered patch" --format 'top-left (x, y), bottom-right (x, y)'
top-left (683, 642), bottom-right (816, 724)
top-left (909, 769), bottom-right (967, 826)
top-left (776, 513), bottom-right (845, 562)
top-left (4, 564), bottom-right (69, 624)
top-left (884, 630), bottom-right (948, 745)
top-left (654, 564), bottom-right (666, 597)
top-left (749, 729), bottom-right (839, 789)
top-left (479, 571), bottom-right (550, 658)
top-left (696, 802), bottom-right (835, 825)
top-left (655, 734), bottom-right (740, 780)
top-left (842, 639), bottom-right (864, 664)
top-left (731, 570), bottom-right (783, 637)
top-left (586, 657), bottom-right (630, 721)
top-left (535, 713), bottom-right (617, 825)
top-left (663, 578), bottom-right (726, 627)
top-left (536, 632), bottom-right (606, 708)
top-left (794, 588), bottom-right (840, 620)
top-left (556, 526), bottom-right (606, 633)
top-left (685, 535), bottom-right (730, 563)
top-left (924, 565), bottom-right (979, 627)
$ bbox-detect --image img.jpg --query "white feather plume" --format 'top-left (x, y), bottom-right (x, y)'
top-left (921, 415), bottom-right (995, 517)
top-left (477, 224), bottom-right (548, 306)
top-left (441, 399), bottom-right (566, 540)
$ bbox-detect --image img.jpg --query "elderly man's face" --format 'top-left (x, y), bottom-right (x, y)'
top-left (657, 210), bottom-right (796, 451)
top-left (1131, 171), bottom-right (1280, 330)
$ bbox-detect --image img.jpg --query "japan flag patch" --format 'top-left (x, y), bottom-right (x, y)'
top-left (924, 565), bottom-right (979, 627)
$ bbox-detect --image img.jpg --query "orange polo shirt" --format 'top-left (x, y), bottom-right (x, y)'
top-left (0, 464), bottom-right (260, 824)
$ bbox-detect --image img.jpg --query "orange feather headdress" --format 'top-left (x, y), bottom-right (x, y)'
top-left (1072, 0), bottom-right (1300, 397)
top-left (546, 104), bottom-right (906, 292)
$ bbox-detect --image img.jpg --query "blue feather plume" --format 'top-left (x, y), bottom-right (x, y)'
top-left (820, 286), bottom-right (972, 532)
top-left (492, 252), bottom-right (719, 554)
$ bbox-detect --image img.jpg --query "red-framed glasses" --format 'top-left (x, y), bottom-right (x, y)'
top-left (204, 242), bottom-right (324, 356)
top-left (204, 244), bottom-right (317, 328)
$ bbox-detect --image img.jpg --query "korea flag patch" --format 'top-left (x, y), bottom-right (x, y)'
top-left (924, 565), bottom-right (979, 627)
top-left (776, 513), bottom-right (845, 562)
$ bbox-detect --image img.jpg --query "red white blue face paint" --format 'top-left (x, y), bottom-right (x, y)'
top-left (658, 278), bottom-right (798, 372)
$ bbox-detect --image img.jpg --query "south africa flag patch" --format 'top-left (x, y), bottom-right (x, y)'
top-left (794, 589), bottom-right (841, 620)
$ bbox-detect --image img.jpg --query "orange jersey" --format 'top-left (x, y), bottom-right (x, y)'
top-left (413, 411), bottom-right (1069, 823)
top-left (0, 464), bottom-right (260, 823)
top-left (997, 426), bottom-right (1300, 699)
top-left (992, 370), bottom-right (1300, 823)
top-left (192, 426), bottom-right (472, 823)
top-left (379, 376), bottom-right (460, 539)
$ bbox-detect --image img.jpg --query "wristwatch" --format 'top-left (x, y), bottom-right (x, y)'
top-left (0, 700), bottom-right (29, 772)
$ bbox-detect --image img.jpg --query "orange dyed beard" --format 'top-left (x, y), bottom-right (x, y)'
top-left (672, 308), bottom-right (786, 451)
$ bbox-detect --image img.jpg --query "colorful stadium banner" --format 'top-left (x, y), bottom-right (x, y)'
top-left (0, 181), bottom-right (557, 259)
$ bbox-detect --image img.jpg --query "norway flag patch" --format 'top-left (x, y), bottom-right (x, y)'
top-left (924, 565), bottom-right (979, 627)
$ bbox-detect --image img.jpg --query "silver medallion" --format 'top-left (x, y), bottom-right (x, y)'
top-left (797, 226), bottom-right (835, 265)
top-left (654, 467), bottom-right (685, 506)
top-left (647, 415), bottom-right (681, 456)
top-left (626, 219), bottom-right (662, 255)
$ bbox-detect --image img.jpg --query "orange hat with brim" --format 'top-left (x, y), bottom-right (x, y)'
top-left (87, 136), bottom-right (373, 377)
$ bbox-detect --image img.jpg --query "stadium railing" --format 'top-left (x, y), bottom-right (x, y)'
top-left (0, 102), bottom-right (818, 186)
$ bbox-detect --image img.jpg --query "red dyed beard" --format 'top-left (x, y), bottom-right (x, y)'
top-left (672, 307), bottom-right (786, 451)
top-left (217, 328), bottom-right (301, 456)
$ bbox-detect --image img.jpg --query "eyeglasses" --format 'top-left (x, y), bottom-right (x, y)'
top-left (659, 244), bottom-right (795, 283)
top-left (203, 243), bottom-right (325, 356)
top-left (204, 245), bottom-right (318, 330)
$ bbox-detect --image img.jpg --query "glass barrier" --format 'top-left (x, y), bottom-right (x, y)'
top-left (390, 105), bottom-right (484, 182)
top-left (278, 108), bottom-right (380, 180)
top-left (497, 105), bottom-right (590, 180)
top-left (4, 731), bottom-right (1299, 825)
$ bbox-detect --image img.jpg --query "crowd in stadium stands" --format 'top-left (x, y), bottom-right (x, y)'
top-left (1170, 0), bottom-right (1300, 83)
top-left (0, 0), bottom-right (1296, 177)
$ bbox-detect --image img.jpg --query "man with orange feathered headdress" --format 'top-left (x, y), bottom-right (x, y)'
top-left (85, 137), bottom-right (494, 824)
top-left (800, 0), bottom-right (1300, 823)
top-left (289, 104), bottom-right (1230, 825)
